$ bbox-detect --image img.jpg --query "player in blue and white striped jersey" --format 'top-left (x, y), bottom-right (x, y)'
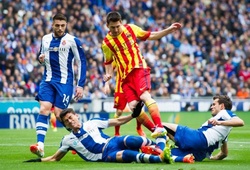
top-left (30, 13), bottom-right (86, 158)
top-left (25, 108), bottom-right (173, 164)
top-left (162, 95), bottom-right (244, 162)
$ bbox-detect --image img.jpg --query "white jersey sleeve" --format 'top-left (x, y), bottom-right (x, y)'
top-left (199, 110), bottom-right (237, 147)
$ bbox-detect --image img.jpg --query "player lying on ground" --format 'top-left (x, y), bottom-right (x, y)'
top-left (142, 95), bottom-right (244, 163)
top-left (25, 106), bottom-right (172, 164)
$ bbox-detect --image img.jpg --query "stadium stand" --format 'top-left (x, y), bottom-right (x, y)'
top-left (0, 0), bottom-right (249, 100)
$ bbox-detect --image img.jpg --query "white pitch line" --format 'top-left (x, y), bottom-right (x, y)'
top-left (0, 143), bottom-right (59, 146)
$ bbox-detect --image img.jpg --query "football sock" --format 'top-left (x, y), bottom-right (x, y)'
top-left (124, 135), bottom-right (154, 149)
top-left (155, 136), bottom-right (167, 151)
top-left (145, 99), bottom-right (163, 127)
top-left (114, 113), bottom-right (120, 136)
top-left (136, 118), bottom-right (142, 130)
top-left (136, 111), bottom-right (155, 132)
top-left (122, 150), bottom-right (162, 163)
top-left (50, 113), bottom-right (57, 129)
top-left (36, 114), bottom-right (49, 144)
top-left (171, 155), bottom-right (182, 162)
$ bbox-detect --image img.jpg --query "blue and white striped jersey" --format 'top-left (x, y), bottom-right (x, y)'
top-left (199, 110), bottom-right (236, 148)
top-left (59, 118), bottom-right (110, 162)
top-left (38, 33), bottom-right (86, 87)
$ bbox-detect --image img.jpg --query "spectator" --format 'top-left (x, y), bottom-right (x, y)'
top-left (0, 0), bottom-right (249, 100)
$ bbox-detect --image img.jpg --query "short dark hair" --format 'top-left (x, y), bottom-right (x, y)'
top-left (53, 13), bottom-right (67, 22)
top-left (106, 11), bottom-right (121, 24)
top-left (213, 95), bottom-right (232, 110)
top-left (60, 108), bottom-right (75, 122)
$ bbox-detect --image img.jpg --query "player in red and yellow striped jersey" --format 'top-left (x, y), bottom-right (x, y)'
top-left (102, 11), bottom-right (182, 139)
top-left (104, 61), bottom-right (155, 136)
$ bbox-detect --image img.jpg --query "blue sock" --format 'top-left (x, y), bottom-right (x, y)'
top-left (122, 150), bottom-right (162, 163)
top-left (124, 136), bottom-right (153, 149)
top-left (36, 114), bottom-right (49, 143)
top-left (156, 136), bottom-right (167, 150)
top-left (173, 156), bottom-right (184, 162)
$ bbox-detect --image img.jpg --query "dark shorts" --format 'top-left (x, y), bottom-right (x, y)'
top-left (36, 81), bottom-right (73, 109)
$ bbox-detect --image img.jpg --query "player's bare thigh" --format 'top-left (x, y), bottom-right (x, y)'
top-left (162, 122), bottom-right (178, 141)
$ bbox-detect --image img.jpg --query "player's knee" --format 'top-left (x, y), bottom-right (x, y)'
top-left (128, 100), bottom-right (138, 111)
top-left (139, 91), bottom-right (151, 101)
top-left (116, 109), bottom-right (123, 116)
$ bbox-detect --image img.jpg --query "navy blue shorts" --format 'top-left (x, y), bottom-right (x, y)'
top-left (36, 81), bottom-right (73, 109)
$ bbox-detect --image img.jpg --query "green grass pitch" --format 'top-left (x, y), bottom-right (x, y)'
top-left (0, 111), bottom-right (249, 170)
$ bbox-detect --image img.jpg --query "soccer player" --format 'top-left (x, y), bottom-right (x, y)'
top-left (30, 13), bottom-right (86, 157)
top-left (104, 62), bottom-right (155, 137)
top-left (24, 108), bottom-right (173, 164)
top-left (102, 11), bottom-right (182, 139)
top-left (143, 95), bottom-right (244, 163)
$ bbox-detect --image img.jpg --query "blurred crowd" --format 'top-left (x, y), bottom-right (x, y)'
top-left (0, 0), bottom-right (250, 101)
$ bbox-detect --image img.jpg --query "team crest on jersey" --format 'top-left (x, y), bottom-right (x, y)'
top-left (126, 33), bottom-right (132, 38)
top-left (62, 40), bottom-right (66, 45)
top-left (73, 140), bottom-right (79, 146)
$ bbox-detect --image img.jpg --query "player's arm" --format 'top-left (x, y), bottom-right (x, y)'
top-left (208, 116), bottom-right (244, 127)
top-left (147, 23), bottom-right (182, 40)
top-left (210, 142), bottom-right (228, 160)
top-left (36, 42), bottom-right (45, 64)
top-left (72, 38), bottom-right (87, 100)
top-left (24, 150), bottom-right (67, 162)
top-left (108, 101), bottom-right (144, 127)
top-left (104, 63), bottom-right (113, 82)
top-left (73, 38), bottom-right (87, 88)
top-left (108, 114), bottom-right (133, 127)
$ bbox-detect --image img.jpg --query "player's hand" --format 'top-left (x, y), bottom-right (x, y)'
top-left (131, 101), bottom-right (144, 118)
top-left (172, 22), bottom-right (182, 29)
top-left (39, 54), bottom-right (45, 63)
top-left (23, 158), bottom-right (41, 162)
top-left (208, 119), bottom-right (219, 126)
top-left (103, 74), bottom-right (112, 82)
top-left (74, 86), bottom-right (84, 101)
top-left (169, 22), bottom-right (182, 33)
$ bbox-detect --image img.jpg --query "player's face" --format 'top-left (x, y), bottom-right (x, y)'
top-left (52, 19), bottom-right (67, 37)
top-left (107, 21), bottom-right (123, 37)
top-left (62, 112), bottom-right (81, 129)
top-left (210, 99), bottom-right (223, 116)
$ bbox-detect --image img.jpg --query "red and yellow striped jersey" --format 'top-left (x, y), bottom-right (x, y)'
top-left (112, 61), bottom-right (123, 93)
top-left (102, 24), bottom-right (150, 80)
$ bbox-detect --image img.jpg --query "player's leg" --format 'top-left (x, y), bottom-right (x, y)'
top-left (114, 109), bottom-right (123, 136)
top-left (113, 92), bottom-right (127, 136)
top-left (168, 125), bottom-right (207, 151)
top-left (171, 148), bottom-right (195, 163)
top-left (53, 83), bottom-right (73, 129)
top-left (136, 118), bottom-right (146, 137)
top-left (50, 107), bottom-right (57, 132)
top-left (124, 68), bottom-right (166, 138)
top-left (105, 149), bottom-right (172, 163)
top-left (30, 101), bottom-right (52, 157)
top-left (123, 135), bottom-right (155, 150)
top-left (31, 82), bottom-right (54, 157)
top-left (140, 91), bottom-right (167, 138)
top-left (140, 135), bottom-right (167, 155)
top-left (136, 111), bottom-right (155, 132)
top-left (162, 122), bottom-right (178, 141)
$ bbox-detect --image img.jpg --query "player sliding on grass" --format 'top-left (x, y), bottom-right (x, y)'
top-left (26, 107), bottom-right (172, 164)
top-left (142, 95), bottom-right (244, 163)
